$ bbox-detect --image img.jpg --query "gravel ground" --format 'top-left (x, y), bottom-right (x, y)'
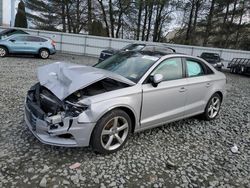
top-left (0, 53), bottom-right (250, 188)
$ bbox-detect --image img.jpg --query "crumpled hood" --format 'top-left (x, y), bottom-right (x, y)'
top-left (37, 62), bottom-right (135, 100)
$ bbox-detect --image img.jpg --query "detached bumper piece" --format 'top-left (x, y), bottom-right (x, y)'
top-left (24, 84), bottom-right (95, 147)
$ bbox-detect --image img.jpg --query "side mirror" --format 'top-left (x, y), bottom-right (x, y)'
top-left (9, 39), bottom-right (15, 43)
top-left (151, 74), bottom-right (163, 87)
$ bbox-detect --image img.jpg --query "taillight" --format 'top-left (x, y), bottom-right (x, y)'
top-left (51, 40), bottom-right (56, 46)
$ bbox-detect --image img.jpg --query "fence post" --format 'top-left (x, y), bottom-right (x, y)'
top-left (60, 33), bottom-right (63, 52)
top-left (109, 38), bottom-right (112, 48)
top-left (191, 47), bottom-right (194, 55)
top-left (84, 36), bottom-right (87, 55)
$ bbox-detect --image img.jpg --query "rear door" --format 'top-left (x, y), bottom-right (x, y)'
top-left (141, 57), bottom-right (188, 128)
top-left (24, 36), bottom-right (46, 54)
top-left (184, 58), bottom-right (215, 116)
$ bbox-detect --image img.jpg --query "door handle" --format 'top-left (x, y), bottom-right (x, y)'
top-left (205, 83), bottom-right (211, 88)
top-left (179, 87), bottom-right (186, 92)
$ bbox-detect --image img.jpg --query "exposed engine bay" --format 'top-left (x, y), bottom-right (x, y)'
top-left (26, 78), bottom-right (130, 126)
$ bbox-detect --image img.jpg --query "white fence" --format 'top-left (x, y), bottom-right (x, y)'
top-left (1, 26), bottom-right (250, 67)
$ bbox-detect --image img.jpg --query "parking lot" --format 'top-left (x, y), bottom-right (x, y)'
top-left (0, 53), bottom-right (250, 188)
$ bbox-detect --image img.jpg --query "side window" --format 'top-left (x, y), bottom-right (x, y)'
top-left (151, 58), bottom-right (183, 81)
top-left (186, 60), bottom-right (205, 77)
top-left (39, 37), bottom-right (47, 42)
top-left (26, 36), bottom-right (45, 42)
top-left (11, 36), bottom-right (26, 41)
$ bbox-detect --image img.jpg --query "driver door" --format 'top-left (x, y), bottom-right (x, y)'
top-left (140, 57), bottom-right (188, 128)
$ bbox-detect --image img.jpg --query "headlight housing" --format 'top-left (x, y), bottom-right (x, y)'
top-left (65, 101), bottom-right (88, 117)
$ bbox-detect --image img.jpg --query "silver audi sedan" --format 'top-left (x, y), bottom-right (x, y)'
top-left (24, 51), bottom-right (226, 154)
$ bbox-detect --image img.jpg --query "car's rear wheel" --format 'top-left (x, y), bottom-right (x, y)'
top-left (240, 66), bottom-right (245, 74)
top-left (39, 49), bottom-right (50, 59)
top-left (201, 93), bottom-right (222, 120)
top-left (91, 109), bottom-right (131, 154)
top-left (0, 46), bottom-right (7, 57)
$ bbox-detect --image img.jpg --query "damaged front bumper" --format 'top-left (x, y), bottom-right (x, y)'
top-left (24, 96), bottom-right (96, 147)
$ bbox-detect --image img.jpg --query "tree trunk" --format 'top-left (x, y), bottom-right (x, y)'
top-left (61, 0), bottom-right (66, 32)
top-left (87, 0), bottom-right (92, 34)
top-left (192, 0), bottom-right (201, 44)
top-left (141, 3), bottom-right (148, 41)
top-left (185, 0), bottom-right (195, 44)
top-left (225, 0), bottom-right (238, 47)
top-left (98, 0), bottom-right (110, 37)
top-left (116, 1), bottom-right (123, 38)
top-left (109, 0), bottom-right (114, 37)
top-left (146, 2), bottom-right (153, 41)
top-left (76, 0), bottom-right (80, 33)
top-left (235, 0), bottom-right (245, 48)
top-left (136, 0), bottom-right (143, 40)
top-left (153, 3), bottom-right (164, 42)
top-left (203, 0), bottom-right (215, 46)
top-left (219, 1), bottom-right (230, 47)
top-left (66, 2), bottom-right (71, 33)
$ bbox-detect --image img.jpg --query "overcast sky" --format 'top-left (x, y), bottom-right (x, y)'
top-left (2, 0), bottom-right (18, 26)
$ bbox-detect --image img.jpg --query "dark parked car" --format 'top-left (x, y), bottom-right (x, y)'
top-left (200, 52), bottom-right (224, 70)
top-left (0, 29), bottom-right (29, 39)
top-left (98, 43), bottom-right (176, 62)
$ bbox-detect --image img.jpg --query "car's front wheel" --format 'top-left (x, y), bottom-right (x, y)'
top-left (91, 109), bottom-right (131, 154)
top-left (0, 46), bottom-right (7, 57)
top-left (39, 49), bottom-right (50, 59)
top-left (201, 93), bottom-right (222, 120)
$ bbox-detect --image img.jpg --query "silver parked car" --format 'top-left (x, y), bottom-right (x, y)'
top-left (24, 51), bottom-right (226, 154)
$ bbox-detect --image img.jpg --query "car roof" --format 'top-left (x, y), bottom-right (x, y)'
top-left (201, 52), bottom-right (219, 56)
top-left (119, 49), bottom-right (175, 58)
top-left (6, 34), bottom-right (49, 40)
top-left (130, 43), bottom-right (176, 52)
top-left (0, 29), bottom-right (28, 35)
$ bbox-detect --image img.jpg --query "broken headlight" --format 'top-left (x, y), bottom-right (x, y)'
top-left (65, 101), bottom-right (88, 117)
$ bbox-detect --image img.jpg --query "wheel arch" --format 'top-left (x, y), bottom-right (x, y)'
top-left (39, 47), bottom-right (50, 54)
top-left (94, 105), bottom-right (137, 134)
top-left (0, 45), bottom-right (9, 53)
top-left (214, 91), bottom-right (223, 102)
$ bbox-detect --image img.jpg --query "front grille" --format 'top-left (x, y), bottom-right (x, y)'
top-left (40, 87), bottom-right (64, 115)
top-left (25, 106), bottom-right (37, 131)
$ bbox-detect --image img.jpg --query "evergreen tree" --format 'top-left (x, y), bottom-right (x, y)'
top-left (14, 0), bottom-right (28, 28)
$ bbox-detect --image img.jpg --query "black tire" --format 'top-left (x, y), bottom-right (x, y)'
top-left (230, 67), bottom-right (233, 73)
top-left (91, 109), bottom-right (132, 154)
top-left (233, 67), bottom-right (237, 74)
top-left (39, 49), bottom-right (50, 59)
top-left (217, 67), bottom-right (222, 71)
top-left (0, 46), bottom-right (8, 57)
top-left (201, 93), bottom-right (222, 121)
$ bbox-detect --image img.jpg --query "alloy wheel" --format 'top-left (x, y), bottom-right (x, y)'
top-left (0, 48), bottom-right (6, 57)
top-left (241, 66), bottom-right (244, 73)
top-left (40, 50), bottom-right (49, 59)
top-left (208, 96), bottom-right (220, 118)
top-left (101, 116), bottom-right (129, 151)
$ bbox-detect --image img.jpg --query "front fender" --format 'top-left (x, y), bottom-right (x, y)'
top-left (77, 93), bottom-right (142, 128)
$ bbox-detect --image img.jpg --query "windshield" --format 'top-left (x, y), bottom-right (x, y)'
top-left (94, 51), bottom-right (159, 83)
